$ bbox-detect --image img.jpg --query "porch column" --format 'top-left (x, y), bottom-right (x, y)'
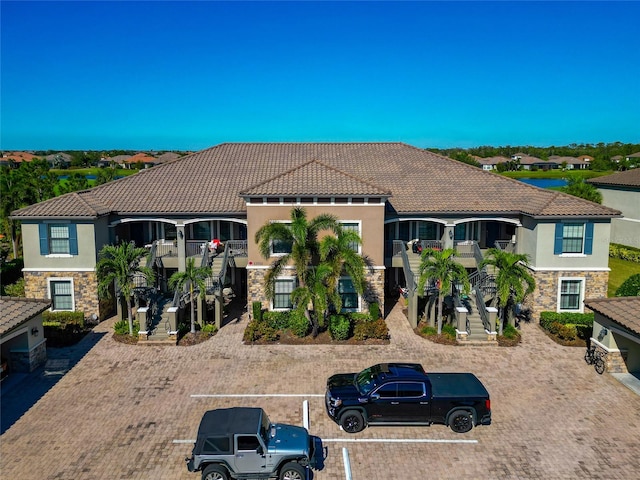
top-left (177, 224), bottom-right (186, 271)
top-left (444, 225), bottom-right (455, 250)
top-left (197, 294), bottom-right (205, 327)
top-left (214, 292), bottom-right (223, 329)
top-left (408, 292), bottom-right (418, 328)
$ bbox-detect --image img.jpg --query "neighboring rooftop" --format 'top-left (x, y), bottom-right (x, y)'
top-left (0, 297), bottom-right (51, 336)
top-left (584, 296), bottom-right (640, 336)
top-left (587, 169), bottom-right (640, 189)
top-left (11, 143), bottom-right (621, 220)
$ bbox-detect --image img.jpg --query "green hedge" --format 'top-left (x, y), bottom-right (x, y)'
top-left (42, 310), bottom-right (85, 328)
top-left (610, 243), bottom-right (640, 263)
top-left (540, 311), bottom-right (593, 341)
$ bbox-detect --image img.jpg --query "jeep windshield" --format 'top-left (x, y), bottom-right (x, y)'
top-left (259, 410), bottom-right (272, 442)
top-left (355, 366), bottom-right (379, 394)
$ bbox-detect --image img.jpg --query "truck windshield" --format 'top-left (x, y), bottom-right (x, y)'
top-left (355, 366), bottom-right (377, 394)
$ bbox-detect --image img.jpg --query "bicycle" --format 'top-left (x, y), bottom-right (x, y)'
top-left (584, 345), bottom-right (606, 374)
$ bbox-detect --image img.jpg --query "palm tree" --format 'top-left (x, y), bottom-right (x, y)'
top-left (479, 248), bottom-right (536, 335)
top-left (255, 207), bottom-right (340, 336)
top-left (96, 242), bottom-right (155, 336)
top-left (416, 248), bottom-right (470, 334)
top-left (320, 225), bottom-right (368, 314)
top-left (168, 257), bottom-right (212, 334)
top-left (290, 263), bottom-right (336, 335)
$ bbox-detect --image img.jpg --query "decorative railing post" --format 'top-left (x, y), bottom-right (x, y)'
top-left (486, 307), bottom-right (498, 340)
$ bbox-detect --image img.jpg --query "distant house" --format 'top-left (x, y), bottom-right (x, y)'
top-left (548, 155), bottom-right (591, 170)
top-left (587, 169), bottom-right (640, 249)
top-left (154, 152), bottom-right (182, 164)
top-left (625, 152), bottom-right (640, 166)
top-left (512, 154), bottom-right (559, 171)
top-left (476, 156), bottom-right (510, 171)
top-left (124, 153), bottom-right (158, 169)
top-left (44, 152), bottom-right (72, 168)
top-left (584, 296), bottom-right (640, 375)
top-left (1, 151), bottom-right (38, 166)
top-left (98, 154), bottom-right (131, 168)
top-left (1, 297), bottom-right (50, 375)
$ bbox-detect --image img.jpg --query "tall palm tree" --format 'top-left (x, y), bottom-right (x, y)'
top-left (290, 263), bottom-right (336, 335)
top-left (479, 248), bottom-right (536, 335)
top-left (96, 242), bottom-right (154, 336)
top-left (255, 207), bottom-right (340, 336)
top-left (320, 225), bottom-right (367, 313)
top-left (168, 257), bottom-right (212, 334)
top-left (416, 248), bottom-right (470, 334)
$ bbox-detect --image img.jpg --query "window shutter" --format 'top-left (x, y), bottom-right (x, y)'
top-left (69, 224), bottom-right (78, 255)
top-left (584, 222), bottom-right (594, 255)
top-left (39, 224), bottom-right (49, 255)
top-left (553, 223), bottom-right (563, 255)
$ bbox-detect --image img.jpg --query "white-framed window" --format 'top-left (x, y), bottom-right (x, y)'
top-left (338, 277), bottom-right (360, 312)
top-left (269, 221), bottom-right (292, 256)
top-left (272, 277), bottom-right (296, 310)
top-left (340, 221), bottom-right (361, 253)
top-left (39, 223), bottom-right (78, 256)
top-left (48, 278), bottom-right (74, 311)
top-left (554, 222), bottom-right (594, 256)
top-left (558, 278), bottom-right (584, 312)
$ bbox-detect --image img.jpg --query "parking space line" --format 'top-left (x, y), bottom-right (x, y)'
top-left (191, 394), bottom-right (324, 398)
top-left (322, 438), bottom-right (478, 444)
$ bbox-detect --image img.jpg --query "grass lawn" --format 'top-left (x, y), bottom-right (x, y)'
top-left (608, 257), bottom-right (640, 296)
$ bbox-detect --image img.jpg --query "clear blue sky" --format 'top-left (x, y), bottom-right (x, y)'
top-left (1, 1), bottom-right (639, 151)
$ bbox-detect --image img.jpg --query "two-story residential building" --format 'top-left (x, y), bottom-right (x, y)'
top-left (11, 143), bottom-right (620, 332)
top-left (587, 169), bottom-right (640, 249)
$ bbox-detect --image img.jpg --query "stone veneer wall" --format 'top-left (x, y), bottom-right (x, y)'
top-left (247, 268), bottom-right (385, 316)
top-left (24, 271), bottom-right (102, 321)
top-left (529, 269), bottom-right (609, 320)
top-left (10, 340), bottom-right (47, 373)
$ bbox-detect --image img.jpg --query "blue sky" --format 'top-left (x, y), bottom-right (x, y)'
top-left (1, 1), bottom-right (639, 151)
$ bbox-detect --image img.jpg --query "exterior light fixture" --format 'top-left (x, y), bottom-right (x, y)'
top-left (31, 327), bottom-right (39, 336)
top-left (449, 230), bottom-right (454, 240)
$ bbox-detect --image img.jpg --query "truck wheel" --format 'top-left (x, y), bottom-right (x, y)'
top-left (340, 410), bottom-right (365, 433)
top-left (202, 464), bottom-right (229, 480)
top-left (448, 410), bottom-right (473, 433)
top-left (279, 461), bottom-right (305, 480)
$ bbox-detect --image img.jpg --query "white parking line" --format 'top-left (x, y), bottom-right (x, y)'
top-left (323, 438), bottom-right (478, 444)
top-left (191, 394), bottom-right (324, 398)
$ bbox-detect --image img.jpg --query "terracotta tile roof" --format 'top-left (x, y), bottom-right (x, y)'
top-left (0, 297), bottom-right (51, 336)
top-left (587, 169), bottom-right (640, 189)
top-left (125, 153), bottom-right (157, 164)
top-left (2, 151), bottom-right (38, 163)
top-left (584, 296), bottom-right (640, 336)
top-left (240, 159), bottom-right (391, 197)
top-left (476, 156), bottom-right (510, 165)
top-left (11, 143), bottom-right (621, 219)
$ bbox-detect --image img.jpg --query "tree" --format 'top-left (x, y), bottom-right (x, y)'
top-left (0, 165), bottom-right (27, 258)
top-left (255, 207), bottom-right (341, 337)
top-left (416, 248), bottom-right (470, 334)
top-left (95, 167), bottom-right (118, 185)
top-left (479, 248), bottom-right (535, 335)
top-left (58, 172), bottom-right (89, 195)
top-left (615, 274), bottom-right (640, 297)
top-left (96, 242), bottom-right (154, 336)
top-left (168, 257), bottom-right (211, 334)
top-left (561, 177), bottom-right (602, 204)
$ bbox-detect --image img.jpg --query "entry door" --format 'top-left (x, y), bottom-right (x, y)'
top-left (234, 435), bottom-right (266, 472)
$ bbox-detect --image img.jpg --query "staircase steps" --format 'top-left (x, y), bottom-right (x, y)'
top-left (139, 297), bottom-right (175, 345)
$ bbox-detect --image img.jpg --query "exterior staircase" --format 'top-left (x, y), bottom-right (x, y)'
top-left (139, 296), bottom-right (175, 345)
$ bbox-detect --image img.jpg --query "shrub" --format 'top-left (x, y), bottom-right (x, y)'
top-left (609, 243), bottom-right (640, 263)
top-left (441, 323), bottom-right (456, 340)
top-left (349, 312), bottom-right (372, 323)
top-left (201, 323), bottom-right (217, 335)
top-left (114, 320), bottom-right (140, 336)
top-left (615, 273), bottom-right (640, 296)
top-left (353, 318), bottom-right (389, 341)
top-left (263, 311), bottom-right (290, 331)
top-left (288, 309), bottom-right (309, 337)
top-left (243, 320), bottom-right (279, 343)
top-left (329, 314), bottom-right (351, 341)
top-left (502, 324), bottom-right (521, 340)
top-left (368, 302), bottom-right (380, 320)
top-left (556, 323), bottom-right (578, 341)
top-left (3, 278), bottom-right (25, 296)
top-left (420, 325), bottom-right (437, 336)
top-left (252, 301), bottom-right (263, 322)
top-left (43, 310), bottom-right (85, 328)
top-left (539, 311), bottom-right (593, 330)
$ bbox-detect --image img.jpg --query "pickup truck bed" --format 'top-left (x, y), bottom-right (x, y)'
top-left (428, 373), bottom-right (489, 398)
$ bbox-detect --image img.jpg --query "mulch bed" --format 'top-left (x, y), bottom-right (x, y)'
top-left (538, 325), bottom-right (587, 347)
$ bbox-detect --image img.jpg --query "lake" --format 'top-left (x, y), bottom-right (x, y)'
top-left (518, 178), bottom-right (567, 188)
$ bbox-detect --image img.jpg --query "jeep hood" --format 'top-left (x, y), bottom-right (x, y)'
top-left (268, 424), bottom-right (310, 455)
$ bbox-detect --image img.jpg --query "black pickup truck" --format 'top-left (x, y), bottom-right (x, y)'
top-left (325, 363), bottom-right (491, 433)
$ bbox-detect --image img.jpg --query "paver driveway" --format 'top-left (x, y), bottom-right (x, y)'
top-left (1, 300), bottom-right (639, 480)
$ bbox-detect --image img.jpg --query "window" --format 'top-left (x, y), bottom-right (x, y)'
top-left (203, 437), bottom-right (230, 454)
top-left (375, 383), bottom-right (398, 398)
top-left (237, 435), bottom-right (260, 451)
top-left (39, 223), bottom-right (78, 255)
top-left (338, 277), bottom-right (359, 312)
top-left (273, 278), bottom-right (295, 310)
top-left (397, 382), bottom-right (425, 398)
top-left (50, 280), bottom-right (73, 311)
top-left (554, 222), bottom-right (594, 255)
top-left (559, 279), bottom-right (583, 311)
top-left (341, 222), bottom-right (361, 253)
top-left (272, 238), bottom-right (293, 255)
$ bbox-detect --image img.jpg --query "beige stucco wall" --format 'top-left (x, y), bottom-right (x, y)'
top-left (519, 219), bottom-right (611, 270)
top-left (245, 203), bottom-right (386, 267)
top-left (22, 222), bottom-right (99, 269)
top-left (599, 188), bottom-right (639, 220)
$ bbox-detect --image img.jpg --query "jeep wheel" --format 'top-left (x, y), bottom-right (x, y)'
top-left (340, 410), bottom-right (365, 433)
top-left (448, 410), bottom-right (473, 434)
top-left (202, 464), bottom-right (229, 480)
top-left (279, 461), bottom-right (305, 480)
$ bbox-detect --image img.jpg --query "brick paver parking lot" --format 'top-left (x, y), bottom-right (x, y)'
top-left (1, 301), bottom-right (639, 479)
